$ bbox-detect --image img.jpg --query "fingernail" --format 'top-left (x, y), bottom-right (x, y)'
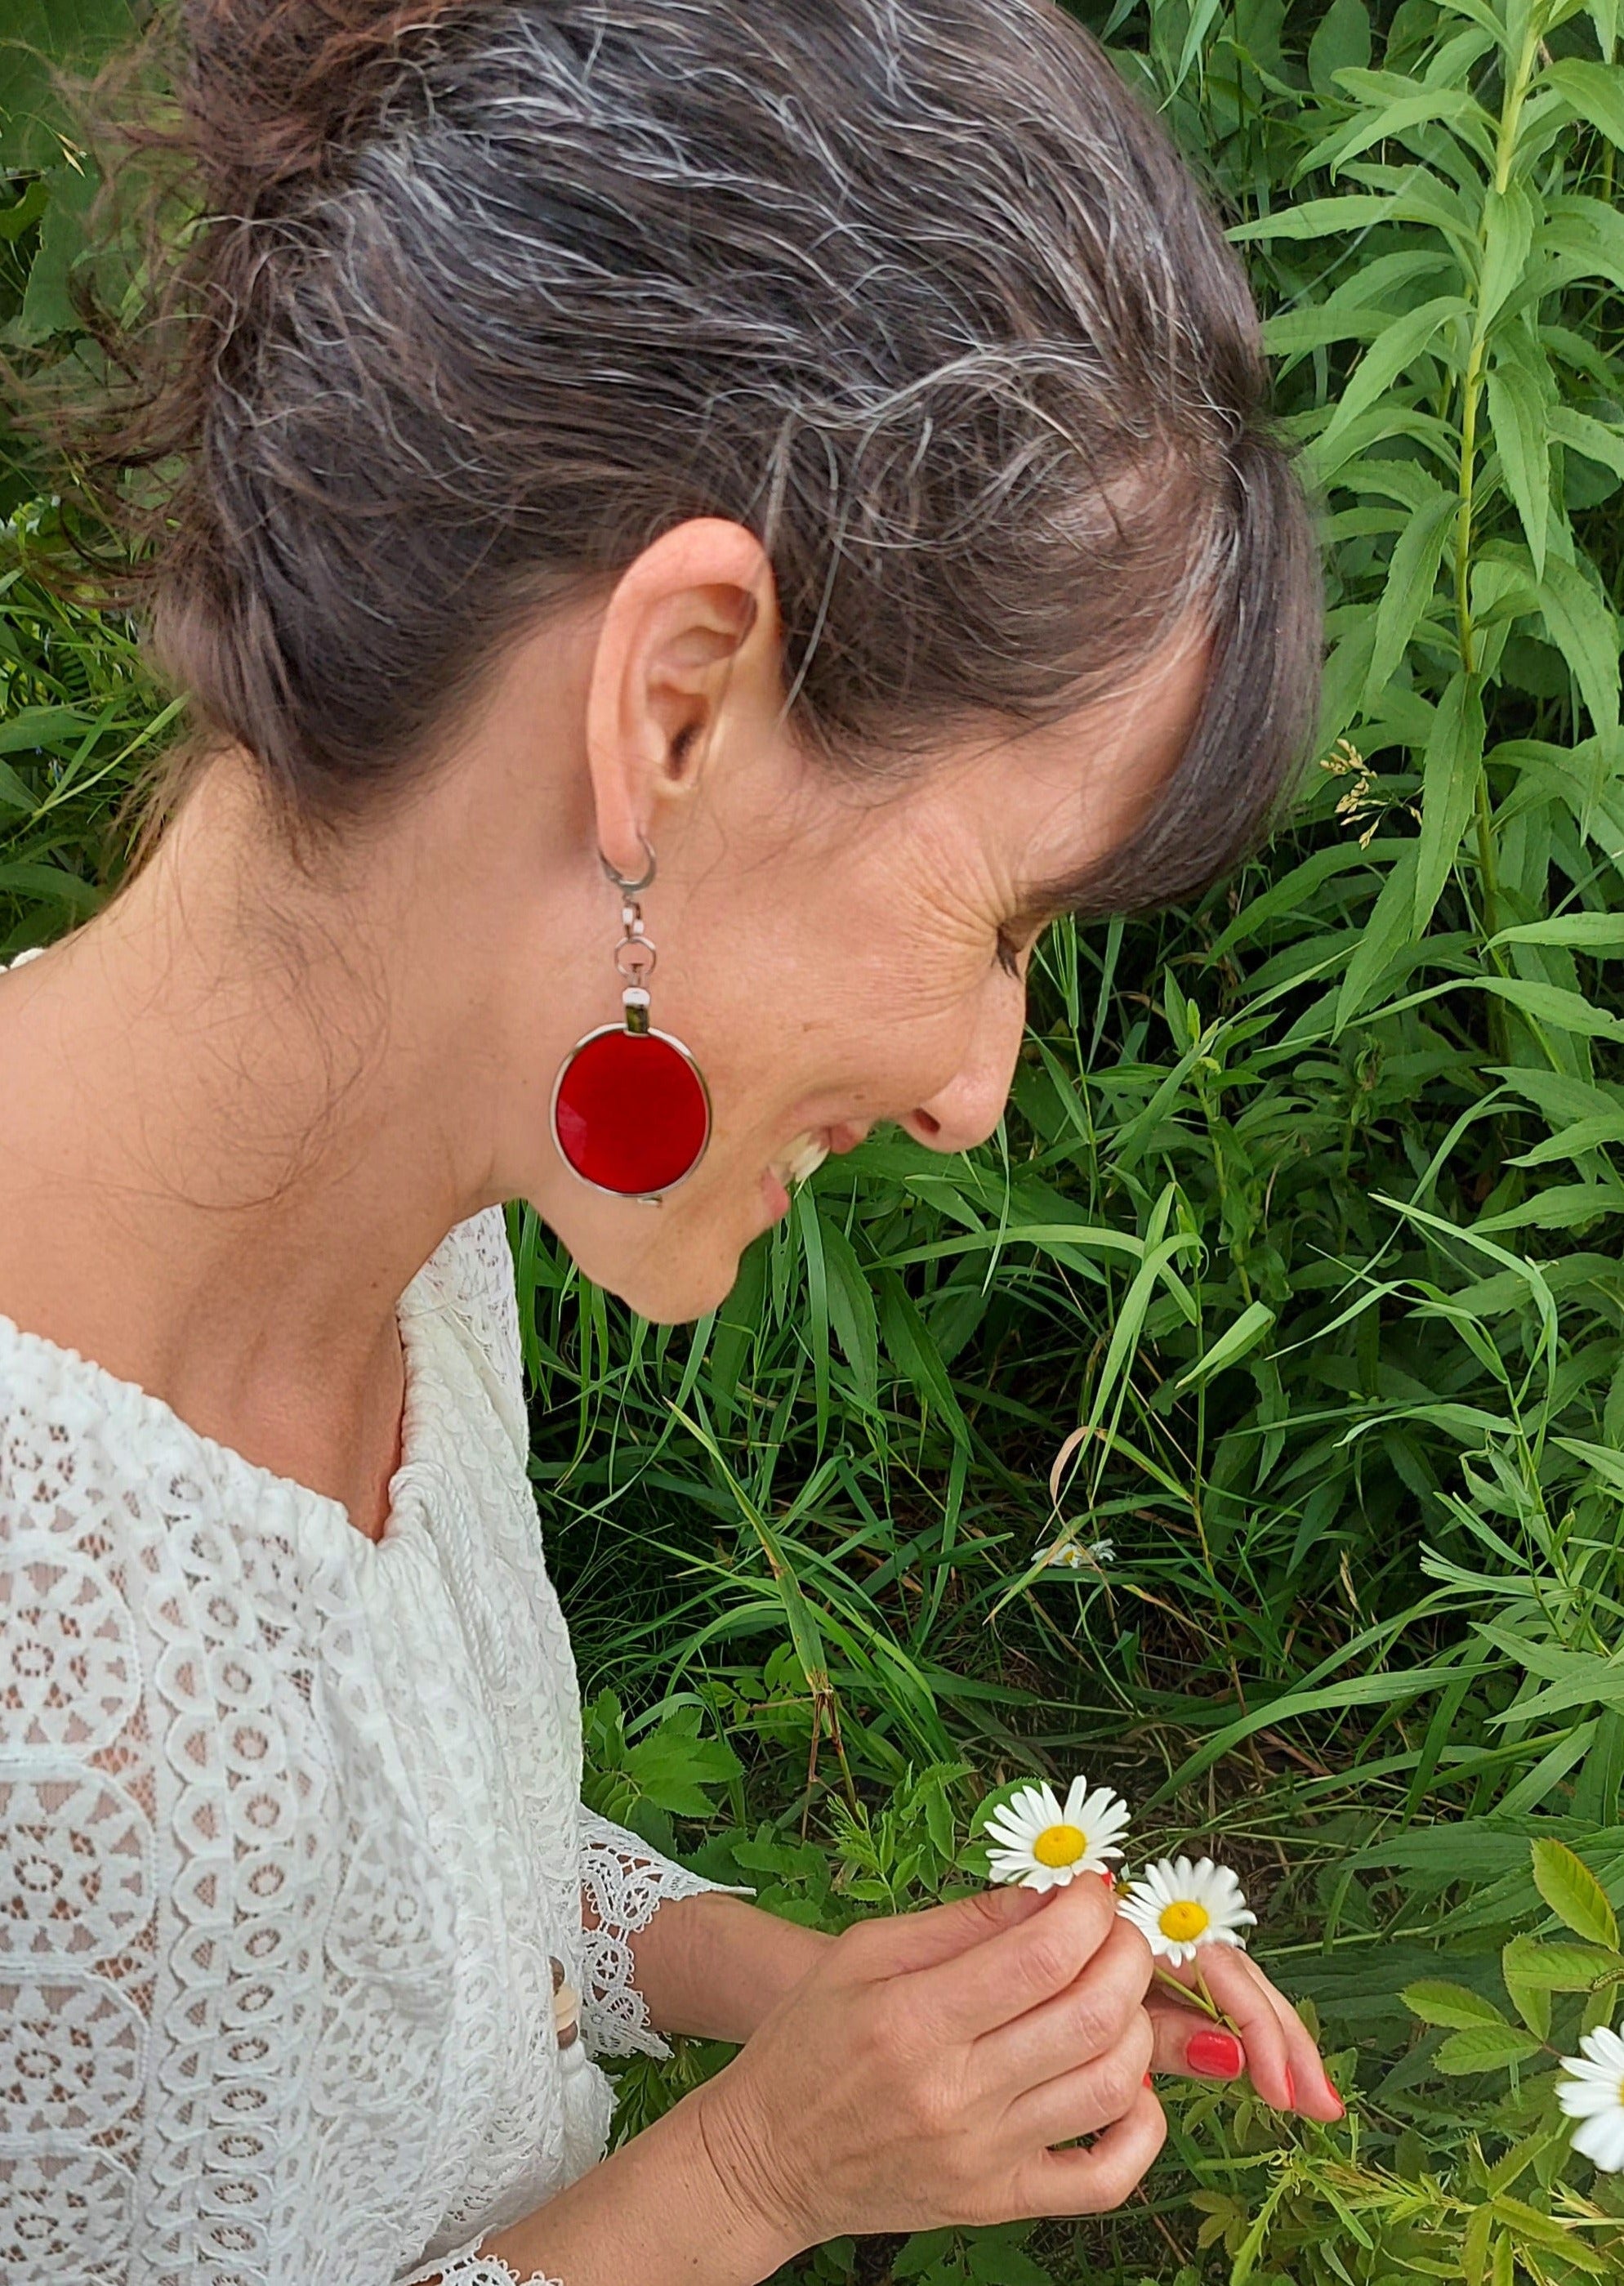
top-left (1324, 2078), bottom-right (1345, 2119)
top-left (1095, 1869), bottom-right (1115, 1889)
top-left (1285, 2068), bottom-right (1297, 2110)
top-left (1143, 2072), bottom-right (1153, 2087)
top-left (1187, 2029), bottom-right (1243, 2078)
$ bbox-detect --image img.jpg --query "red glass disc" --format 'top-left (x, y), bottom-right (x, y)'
top-left (552, 1026), bottom-right (711, 1196)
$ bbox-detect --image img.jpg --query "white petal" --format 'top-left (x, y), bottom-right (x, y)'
top-left (1559, 2078), bottom-right (1622, 2119)
top-left (1572, 2110), bottom-right (1624, 2172)
top-left (1578, 2025), bottom-right (1624, 2073)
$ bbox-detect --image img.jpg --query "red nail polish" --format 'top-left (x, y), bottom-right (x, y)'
top-left (1324, 2080), bottom-right (1345, 2119)
top-left (1285, 2068), bottom-right (1296, 2110)
top-left (1143, 2072), bottom-right (1153, 2087)
top-left (1186, 2029), bottom-right (1243, 2078)
top-left (1096, 1869), bottom-right (1115, 1889)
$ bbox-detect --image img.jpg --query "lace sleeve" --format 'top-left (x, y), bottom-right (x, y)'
top-left (577, 1808), bottom-right (752, 2060)
top-left (399, 2239), bottom-right (561, 2285)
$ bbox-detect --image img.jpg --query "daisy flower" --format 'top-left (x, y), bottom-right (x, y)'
top-left (1118, 1855), bottom-right (1256, 1967)
top-left (982, 1778), bottom-right (1131, 1891)
top-left (1557, 2024), bottom-right (1624, 2172)
top-left (1038, 1538), bottom-right (1115, 1571)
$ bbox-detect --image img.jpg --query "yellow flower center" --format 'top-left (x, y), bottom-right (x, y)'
top-left (1033, 1823), bottom-right (1087, 1868)
top-left (1158, 1900), bottom-right (1211, 1944)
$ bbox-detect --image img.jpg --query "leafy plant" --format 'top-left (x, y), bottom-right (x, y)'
top-left (4, 0), bottom-right (1624, 2278)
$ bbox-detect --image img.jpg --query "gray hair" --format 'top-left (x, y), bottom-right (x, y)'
top-left (57, 0), bottom-right (1320, 912)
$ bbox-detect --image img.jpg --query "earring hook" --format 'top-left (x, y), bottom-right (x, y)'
top-left (599, 832), bottom-right (657, 896)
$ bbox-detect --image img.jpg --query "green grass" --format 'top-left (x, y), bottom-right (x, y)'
top-left (5, 0), bottom-right (1624, 2277)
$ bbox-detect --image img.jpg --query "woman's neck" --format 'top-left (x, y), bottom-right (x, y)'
top-left (0, 758), bottom-right (489, 1536)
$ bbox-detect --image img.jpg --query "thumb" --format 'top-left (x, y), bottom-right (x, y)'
top-left (849, 1879), bottom-right (1056, 1979)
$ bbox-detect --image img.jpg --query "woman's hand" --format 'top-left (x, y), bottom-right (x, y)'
top-left (1144, 1941), bottom-right (1344, 2122)
top-left (690, 1873), bottom-right (1164, 2256)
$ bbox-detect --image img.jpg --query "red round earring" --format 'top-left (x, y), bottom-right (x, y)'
top-left (550, 839), bottom-right (712, 1202)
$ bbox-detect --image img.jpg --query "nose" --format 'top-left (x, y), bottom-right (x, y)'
top-left (899, 976), bottom-right (1027, 1157)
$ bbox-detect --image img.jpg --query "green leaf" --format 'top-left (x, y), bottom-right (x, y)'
top-left (1488, 2194), bottom-right (1613, 2271)
top-left (1544, 57), bottom-right (1624, 154)
top-left (622, 1712), bottom-right (744, 1818)
top-left (1315, 83), bottom-right (1479, 176)
top-left (1501, 1935), bottom-right (1624, 1991)
top-left (1311, 297), bottom-right (1470, 476)
top-left (1476, 1181), bottom-right (1624, 1232)
top-left (1486, 355), bottom-right (1551, 578)
top-left (1229, 194), bottom-right (1394, 243)
top-left (1434, 2022), bottom-right (1545, 2072)
top-left (1510, 1114), bottom-right (1624, 1168)
top-left (1531, 1837), bottom-right (1620, 1949)
top-left (1476, 184), bottom-right (1535, 334)
top-left (1175, 1300), bottom-right (1276, 1391)
top-left (0, 704), bottom-right (96, 756)
top-left (1413, 672), bottom-right (1485, 933)
top-left (817, 1212), bottom-right (879, 1413)
top-left (1308, 0), bottom-right (1371, 96)
top-left (1542, 194), bottom-right (1624, 301)
top-left (1404, 1979), bottom-right (1510, 2029)
top-left (1363, 484), bottom-right (1457, 706)
top-left (1501, 1964), bottom-right (1551, 2039)
top-left (1488, 911), bottom-right (1624, 952)
top-left (0, 175), bottom-right (49, 241)
top-left (1477, 976), bottom-right (1624, 1040)
top-left (1550, 405), bottom-right (1624, 488)
top-left (1336, 842), bottom-right (1420, 1032)
top-left (877, 1275), bottom-right (970, 1449)
top-left (0, 0), bottom-right (136, 169)
top-left (1536, 555), bottom-right (1622, 737)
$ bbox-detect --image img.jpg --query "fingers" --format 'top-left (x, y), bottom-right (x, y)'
top-left (974, 1916), bottom-right (1154, 2092)
top-left (905, 1873), bottom-right (1118, 2042)
top-left (1005, 2009), bottom-right (1154, 2149)
top-left (1149, 1949), bottom-right (1344, 2123)
top-left (1145, 1997), bottom-right (1247, 2082)
top-left (1019, 2083), bottom-right (1167, 2218)
top-left (843, 1880), bottom-right (1053, 1982)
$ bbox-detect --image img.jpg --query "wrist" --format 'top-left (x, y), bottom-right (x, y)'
top-left (680, 2065), bottom-right (813, 2275)
top-left (641, 1893), bottom-right (836, 2045)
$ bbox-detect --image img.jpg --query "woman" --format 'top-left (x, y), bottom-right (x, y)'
top-left (0, 1), bottom-right (1340, 2281)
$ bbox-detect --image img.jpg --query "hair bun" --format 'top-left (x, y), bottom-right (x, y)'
top-left (179, 0), bottom-right (464, 208)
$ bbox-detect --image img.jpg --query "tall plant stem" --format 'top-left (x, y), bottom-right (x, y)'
top-left (1454, 4), bottom-right (1542, 1016)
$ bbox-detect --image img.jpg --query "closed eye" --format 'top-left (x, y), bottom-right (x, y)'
top-left (995, 929), bottom-right (1024, 981)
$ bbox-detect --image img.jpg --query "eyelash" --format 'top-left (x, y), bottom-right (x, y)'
top-left (995, 931), bottom-right (1024, 981)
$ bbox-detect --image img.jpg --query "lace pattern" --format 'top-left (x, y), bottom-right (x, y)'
top-left (0, 1182), bottom-right (726, 2284)
top-left (431, 2254), bottom-right (564, 2286)
top-left (578, 1810), bottom-right (752, 2061)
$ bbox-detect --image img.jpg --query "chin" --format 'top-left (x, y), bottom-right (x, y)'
top-left (569, 1224), bottom-right (746, 1326)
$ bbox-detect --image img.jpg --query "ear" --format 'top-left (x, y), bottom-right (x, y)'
top-left (586, 517), bottom-right (780, 881)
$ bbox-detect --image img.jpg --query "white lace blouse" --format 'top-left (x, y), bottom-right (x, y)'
top-left (0, 1132), bottom-right (735, 2285)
